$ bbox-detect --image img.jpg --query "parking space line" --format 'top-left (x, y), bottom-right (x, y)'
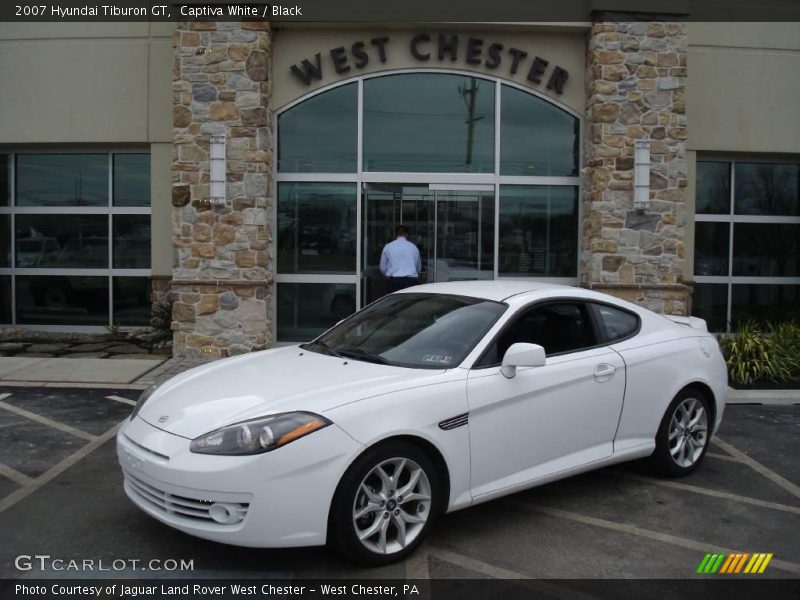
top-left (106, 395), bottom-right (136, 406)
top-left (510, 501), bottom-right (800, 575)
top-left (0, 422), bottom-right (122, 514)
top-left (0, 397), bottom-right (96, 442)
top-left (0, 462), bottom-right (34, 486)
top-left (405, 544), bottom-right (431, 599)
top-left (705, 452), bottom-right (742, 463)
top-left (431, 547), bottom-right (603, 599)
top-left (405, 543), bottom-right (430, 579)
top-left (612, 472), bottom-right (800, 516)
top-left (713, 437), bottom-right (800, 500)
top-left (431, 546), bottom-right (529, 579)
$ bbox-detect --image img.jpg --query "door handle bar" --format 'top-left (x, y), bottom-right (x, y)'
top-left (594, 363), bottom-right (617, 381)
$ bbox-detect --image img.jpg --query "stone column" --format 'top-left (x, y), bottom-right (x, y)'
top-left (171, 20), bottom-right (272, 358)
top-left (582, 17), bottom-right (690, 315)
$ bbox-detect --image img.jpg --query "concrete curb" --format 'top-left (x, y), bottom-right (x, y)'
top-left (726, 387), bottom-right (800, 406)
top-left (0, 381), bottom-right (148, 390)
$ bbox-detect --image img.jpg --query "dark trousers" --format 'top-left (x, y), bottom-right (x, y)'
top-left (386, 277), bottom-right (419, 294)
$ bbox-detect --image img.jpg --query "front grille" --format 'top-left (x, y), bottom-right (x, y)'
top-left (125, 472), bottom-right (249, 525)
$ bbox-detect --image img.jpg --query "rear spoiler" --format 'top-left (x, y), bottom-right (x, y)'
top-left (665, 315), bottom-right (709, 332)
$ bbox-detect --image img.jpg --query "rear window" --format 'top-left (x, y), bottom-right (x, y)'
top-left (592, 303), bottom-right (639, 342)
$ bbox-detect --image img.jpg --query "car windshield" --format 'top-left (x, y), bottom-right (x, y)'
top-left (303, 293), bottom-right (507, 369)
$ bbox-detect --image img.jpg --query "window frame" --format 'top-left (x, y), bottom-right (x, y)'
top-left (273, 70), bottom-right (583, 344)
top-left (362, 73), bottom-right (497, 174)
top-left (694, 157), bottom-right (800, 332)
top-left (277, 81), bottom-right (358, 174)
top-left (587, 301), bottom-right (642, 345)
top-left (472, 297), bottom-right (611, 369)
top-left (276, 181), bottom-right (359, 276)
top-left (497, 183), bottom-right (580, 279)
top-left (0, 149), bottom-right (152, 330)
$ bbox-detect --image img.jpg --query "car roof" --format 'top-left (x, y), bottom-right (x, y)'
top-left (396, 280), bottom-right (570, 302)
top-left (396, 281), bottom-right (665, 325)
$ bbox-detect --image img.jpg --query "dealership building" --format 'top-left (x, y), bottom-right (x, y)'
top-left (0, 14), bottom-right (798, 357)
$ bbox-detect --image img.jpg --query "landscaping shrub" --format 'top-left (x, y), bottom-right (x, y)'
top-left (768, 321), bottom-right (800, 362)
top-left (719, 321), bottom-right (800, 386)
top-left (150, 296), bottom-right (174, 343)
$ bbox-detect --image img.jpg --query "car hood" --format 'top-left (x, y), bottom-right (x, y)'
top-left (137, 346), bottom-right (446, 438)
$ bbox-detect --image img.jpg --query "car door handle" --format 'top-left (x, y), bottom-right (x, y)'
top-left (594, 363), bottom-right (617, 382)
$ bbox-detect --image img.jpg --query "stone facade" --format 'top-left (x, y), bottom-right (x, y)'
top-left (582, 18), bottom-right (691, 315)
top-left (150, 276), bottom-right (172, 305)
top-left (171, 20), bottom-right (273, 358)
top-left (168, 19), bottom-right (693, 356)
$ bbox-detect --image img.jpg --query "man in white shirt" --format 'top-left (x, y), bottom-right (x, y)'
top-left (379, 225), bottom-right (422, 293)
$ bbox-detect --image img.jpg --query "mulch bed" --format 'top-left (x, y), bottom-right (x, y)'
top-left (0, 328), bottom-right (171, 358)
top-left (729, 379), bottom-right (800, 390)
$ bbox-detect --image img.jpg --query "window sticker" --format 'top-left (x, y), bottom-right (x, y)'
top-left (422, 354), bottom-right (453, 364)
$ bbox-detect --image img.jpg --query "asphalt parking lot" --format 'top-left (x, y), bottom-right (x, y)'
top-left (0, 385), bottom-right (798, 581)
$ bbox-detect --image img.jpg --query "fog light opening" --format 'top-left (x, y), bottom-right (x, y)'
top-left (209, 503), bottom-right (240, 525)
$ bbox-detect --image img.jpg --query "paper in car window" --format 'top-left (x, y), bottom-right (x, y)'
top-left (422, 354), bottom-right (453, 364)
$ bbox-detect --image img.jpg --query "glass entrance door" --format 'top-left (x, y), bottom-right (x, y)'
top-left (362, 183), bottom-right (494, 305)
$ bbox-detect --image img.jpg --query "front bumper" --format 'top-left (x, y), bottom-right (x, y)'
top-left (116, 416), bottom-right (364, 547)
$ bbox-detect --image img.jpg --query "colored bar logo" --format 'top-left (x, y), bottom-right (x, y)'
top-left (697, 552), bottom-right (773, 574)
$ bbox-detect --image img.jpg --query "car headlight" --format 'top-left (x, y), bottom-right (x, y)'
top-left (190, 412), bottom-right (331, 456)
top-left (130, 382), bottom-right (160, 421)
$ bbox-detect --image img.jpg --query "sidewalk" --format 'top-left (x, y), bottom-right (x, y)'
top-left (0, 355), bottom-right (221, 388)
top-left (0, 356), bottom-right (167, 388)
top-left (0, 355), bottom-right (797, 405)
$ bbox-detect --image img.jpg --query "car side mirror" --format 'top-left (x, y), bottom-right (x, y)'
top-left (500, 343), bottom-right (546, 379)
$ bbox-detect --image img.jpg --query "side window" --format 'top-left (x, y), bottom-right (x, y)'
top-left (477, 302), bottom-right (597, 366)
top-left (592, 303), bottom-right (640, 342)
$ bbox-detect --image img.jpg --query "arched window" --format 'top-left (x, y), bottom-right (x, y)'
top-left (278, 82), bottom-right (357, 173)
top-left (363, 73), bottom-right (495, 173)
top-left (500, 84), bottom-right (579, 177)
top-left (275, 73), bottom-right (580, 341)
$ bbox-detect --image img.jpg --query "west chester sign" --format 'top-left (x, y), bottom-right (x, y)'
top-left (289, 34), bottom-right (570, 94)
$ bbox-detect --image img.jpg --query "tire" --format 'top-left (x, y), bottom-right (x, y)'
top-left (650, 388), bottom-right (712, 477)
top-left (42, 286), bottom-right (70, 311)
top-left (329, 440), bottom-right (441, 565)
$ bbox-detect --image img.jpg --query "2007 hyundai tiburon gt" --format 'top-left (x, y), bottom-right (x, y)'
top-left (117, 281), bottom-right (727, 564)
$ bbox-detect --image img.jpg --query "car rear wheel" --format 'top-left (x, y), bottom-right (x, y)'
top-left (650, 388), bottom-right (711, 477)
top-left (329, 441), bottom-right (440, 565)
top-left (42, 286), bottom-right (69, 311)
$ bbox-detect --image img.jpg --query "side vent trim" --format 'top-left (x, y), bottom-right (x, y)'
top-left (439, 413), bottom-right (469, 431)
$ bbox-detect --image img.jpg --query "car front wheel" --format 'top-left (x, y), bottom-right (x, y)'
top-left (329, 441), bottom-right (440, 565)
top-left (651, 388), bottom-right (711, 477)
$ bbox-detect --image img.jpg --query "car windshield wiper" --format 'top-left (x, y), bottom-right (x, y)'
top-left (302, 340), bottom-right (344, 359)
top-left (336, 347), bottom-right (389, 365)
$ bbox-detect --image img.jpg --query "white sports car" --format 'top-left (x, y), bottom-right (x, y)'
top-left (117, 281), bottom-right (727, 564)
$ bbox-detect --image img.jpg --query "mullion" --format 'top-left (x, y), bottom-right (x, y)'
top-left (5, 150), bottom-right (152, 328)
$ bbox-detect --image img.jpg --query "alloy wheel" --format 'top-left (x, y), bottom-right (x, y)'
top-left (352, 457), bottom-right (432, 555)
top-left (668, 397), bottom-right (708, 468)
